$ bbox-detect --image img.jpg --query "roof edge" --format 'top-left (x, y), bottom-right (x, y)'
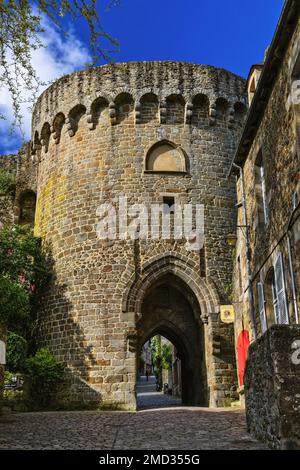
top-left (231, 0), bottom-right (300, 170)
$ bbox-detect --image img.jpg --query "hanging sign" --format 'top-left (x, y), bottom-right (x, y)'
top-left (220, 305), bottom-right (235, 324)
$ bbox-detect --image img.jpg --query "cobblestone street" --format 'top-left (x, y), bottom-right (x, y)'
top-left (137, 376), bottom-right (182, 409)
top-left (0, 377), bottom-right (267, 450)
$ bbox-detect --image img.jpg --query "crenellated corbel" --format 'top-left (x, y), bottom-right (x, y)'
top-left (228, 105), bottom-right (235, 129)
top-left (135, 102), bottom-right (141, 124)
top-left (109, 102), bottom-right (117, 125)
top-left (31, 140), bottom-right (41, 162)
top-left (186, 102), bottom-right (193, 124)
top-left (160, 99), bottom-right (167, 124)
top-left (209, 102), bottom-right (217, 126)
top-left (50, 125), bottom-right (60, 144)
top-left (87, 113), bottom-right (94, 131)
top-left (65, 117), bottom-right (75, 137)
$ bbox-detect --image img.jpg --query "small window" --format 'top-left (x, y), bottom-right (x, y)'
top-left (264, 258), bottom-right (289, 326)
top-left (163, 196), bottom-right (175, 214)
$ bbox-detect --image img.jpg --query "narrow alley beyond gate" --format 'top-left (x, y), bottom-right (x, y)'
top-left (137, 376), bottom-right (182, 410)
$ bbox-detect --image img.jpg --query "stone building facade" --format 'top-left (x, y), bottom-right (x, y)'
top-left (18, 61), bottom-right (247, 410)
top-left (231, 0), bottom-right (300, 449)
top-left (0, 144), bottom-right (38, 228)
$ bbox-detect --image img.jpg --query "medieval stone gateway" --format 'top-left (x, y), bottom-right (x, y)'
top-left (29, 61), bottom-right (247, 410)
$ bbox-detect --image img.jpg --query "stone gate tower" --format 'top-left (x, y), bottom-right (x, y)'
top-left (31, 61), bottom-right (247, 409)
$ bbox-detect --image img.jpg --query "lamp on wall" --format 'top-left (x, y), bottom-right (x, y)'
top-left (226, 233), bottom-right (238, 247)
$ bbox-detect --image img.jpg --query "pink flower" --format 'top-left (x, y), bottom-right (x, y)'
top-left (6, 248), bottom-right (13, 256)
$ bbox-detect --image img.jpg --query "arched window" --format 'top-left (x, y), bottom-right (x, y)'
top-left (234, 102), bottom-right (247, 128)
top-left (215, 98), bottom-right (229, 126)
top-left (19, 190), bottom-right (36, 226)
top-left (145, 141), bottom-right (187, 173)
top-left (115, 93), bottom-right (134, 125)
top-left (140, 94), bottom-right (159, 124)
top-left (166, 95), bottom-right (185, 124)
top-left (254, 150), bottom-right (268, 227)
top-left (192, 94), bottom-right (209, 126)
top-left (40, 122), bottom-right (51, 153)
top-left (67, 104), bottom-right (86, 137)
top-left (90, 97), bottom-right (109, 129)
top-left (52, 113), bottom-right (65, 144)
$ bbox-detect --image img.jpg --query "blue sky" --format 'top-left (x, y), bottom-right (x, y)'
top-left (97, 0), bottom-right (284, 78)
top-left (0, 0), bottom-right (284, 155)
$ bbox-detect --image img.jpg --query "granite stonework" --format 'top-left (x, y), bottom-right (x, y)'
top-left (233, 6), bottom-right (300, 344)
top-left (25, 61), bottom-right (247, 409)
top-left (245, 325), bottom-right (300, 449)
top-left (232, 0), bottom-right (300, 449)
top-left (0, 144), bottom-right (37, 227)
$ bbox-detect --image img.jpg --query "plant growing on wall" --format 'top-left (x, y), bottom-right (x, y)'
top-left (161, 344), bottom-right (173, 371)
top-left (0, 225), bottom-right (62, 409)
top-left (0, 169), bottom-right (16, 195)
top-left (150, 335), bottom-right (162, 385)
top-left (5, 332), bottom-right (28, 373)
top-left (25, 348), bottom-right (64, 409)
top-left (224, 282), bottom-right (233, 303)
top-left (150, 337), bottom-right (173, 387)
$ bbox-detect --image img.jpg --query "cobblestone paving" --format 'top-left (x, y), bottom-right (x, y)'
top-left (0, 378), bottom-right (268, 450)
top-left (137, 376), bottom-right (182, 410)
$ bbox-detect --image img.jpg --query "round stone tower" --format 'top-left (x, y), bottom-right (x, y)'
top-left (32, 61), bottom-right (247, 410)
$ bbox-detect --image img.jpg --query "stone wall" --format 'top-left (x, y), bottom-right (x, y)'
top-left (28, 61), bottom-right (247, 409)
top-left (245, 325), bottom-right (300, 449)
top-left (0, 154), bottom-right (17, 228)
top-left (232, 11), bottom-right (300, 389)
top-left (0, 143), bottom-right (38, 228)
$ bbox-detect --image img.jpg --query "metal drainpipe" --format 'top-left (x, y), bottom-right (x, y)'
top-left (232, 162), bottom-right (257, 341)
top-left (287, 234), bottom-right (299, 324)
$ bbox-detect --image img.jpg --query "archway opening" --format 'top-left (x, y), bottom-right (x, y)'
top-left (136, 273), bottom-right (208, 409)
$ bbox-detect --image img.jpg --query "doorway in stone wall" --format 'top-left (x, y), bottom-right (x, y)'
top-left (137, 335), bottom-right (183, 410)
top-left (136, 273), bottom-right (208, 410)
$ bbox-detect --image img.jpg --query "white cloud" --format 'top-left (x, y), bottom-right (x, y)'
top-left (0, 16), bottom-right (91, 154)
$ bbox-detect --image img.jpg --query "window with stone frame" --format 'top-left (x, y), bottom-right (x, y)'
top-left (254, 149), bottom-right (269, 227)
top-left (264, 268), bottom-right (277, 328)
top-left (264, 255), bottom-right (289, 327)
top-left (274, 253), bottom-right (289, 325)
top-left (145, 141), bottom-right (187, 173)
